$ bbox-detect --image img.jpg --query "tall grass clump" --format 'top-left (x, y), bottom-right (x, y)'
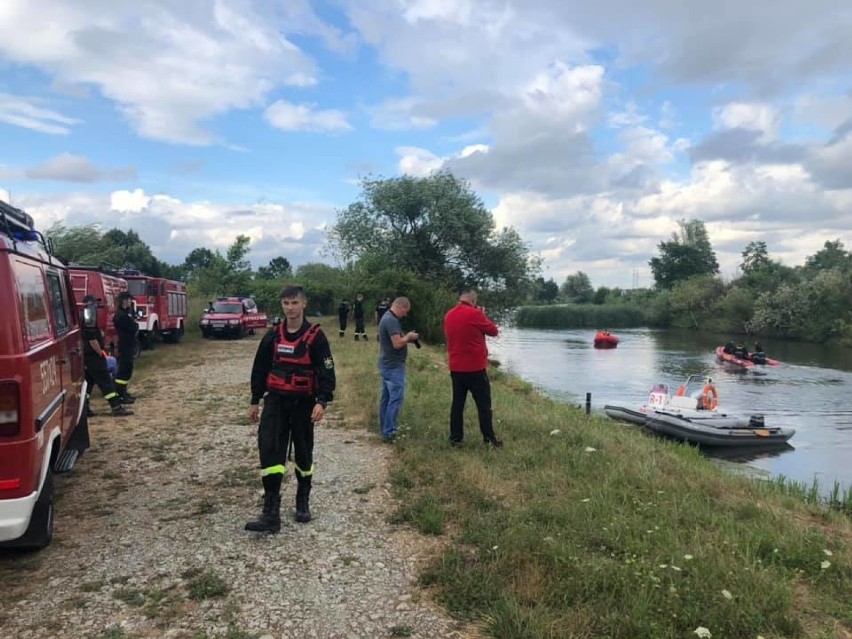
top-left (515, 303), bottom-right (647, 329)
top-left (330, 336), bottom-right (852, 639)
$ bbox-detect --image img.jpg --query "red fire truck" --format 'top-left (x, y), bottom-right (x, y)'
top-left (68, 267), bottom-right (129, 356)
top-left (120, 270), bottom-right (188, 349)
top-left (1, 200), bottom-right (89, 549)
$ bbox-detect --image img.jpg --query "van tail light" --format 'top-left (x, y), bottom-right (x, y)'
top-left (0, 478), bottom-right (21, 491)
top-left (0, 381), bottom-right (21, 437)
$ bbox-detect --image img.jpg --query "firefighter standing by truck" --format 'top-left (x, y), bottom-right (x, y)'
top-left (113, 291), bottom-right (138, 403)
top-left (353, 292), bottom-right (367, 341)
top-left (82, 295), bottom-right (133, 417)
top-left (246, 284), bottom-right (336, 533)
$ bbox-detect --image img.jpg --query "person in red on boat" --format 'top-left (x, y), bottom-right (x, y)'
top-left (443, 287), bottom-right (503, 448)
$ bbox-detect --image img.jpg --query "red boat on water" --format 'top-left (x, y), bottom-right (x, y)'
top-left (715, 346), bottom-right (780, 367)
top-left (594, 331), bottom-right (620, 348)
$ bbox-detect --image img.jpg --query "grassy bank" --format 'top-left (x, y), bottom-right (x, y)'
top-left (330, 334), bottom-right (852, 639)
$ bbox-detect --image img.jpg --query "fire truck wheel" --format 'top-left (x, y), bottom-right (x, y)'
top-left (133, 337), bottom-right (142, 359)
top-left (18, 470), bottom-right (54, 550)
top-left (237, 325), bottom-right (246, 339)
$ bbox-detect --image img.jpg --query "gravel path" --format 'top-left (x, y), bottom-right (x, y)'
top-left (0, 336), bottom-right (471, 639)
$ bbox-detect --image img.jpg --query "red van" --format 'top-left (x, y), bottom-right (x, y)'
top-left (69, 267), bottom-right (129, 356)
top-left (120, 271), bottom-right (188, 348)
top-left (0, 200), bottom-right (89, 549)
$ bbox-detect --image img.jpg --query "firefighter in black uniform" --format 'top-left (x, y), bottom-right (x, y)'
top-left (113, 291), bottom-right (138, 403)
top-left (337, 298), bottom-right (349, 338)
top-left (246, 284), bottom-right (336, 533)
top-left (82, 295), bottom-right (133, 417)
top-left (353, 292), bottom-right (366, 341)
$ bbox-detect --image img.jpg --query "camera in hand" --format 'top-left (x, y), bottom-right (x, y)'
top-left (412, 333), bottom-right (422, 349)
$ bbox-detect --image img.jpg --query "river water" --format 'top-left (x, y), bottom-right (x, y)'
top-left (488, 327), bottom-right (852, 493)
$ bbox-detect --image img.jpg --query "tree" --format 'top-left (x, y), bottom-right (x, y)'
top-left (649, 219), bottom-right (719, 289)
top-left (740, 241), bottom-right (770, 274)
top-left (183, 247), bottom-right (219, 280)
top-left (329, 171), bottom-right (538, 294)
top-left (560, 271), bottom-right (594, 303)
top-left (804, 240), bottom-right (852, 273)
top-left (533, 277), bottom-right (559, 303)
top-left (257, 256), bottom-right (292, 280)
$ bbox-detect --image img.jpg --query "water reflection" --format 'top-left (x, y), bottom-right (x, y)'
top-left (489, 327), bottom-right (852, 493)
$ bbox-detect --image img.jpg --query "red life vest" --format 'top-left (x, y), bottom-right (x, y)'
top-left (266, 323), bottom-right (321, 396)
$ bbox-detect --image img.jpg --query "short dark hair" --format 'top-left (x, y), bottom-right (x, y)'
top-left (280, 284), bottom-right (306, 300)
top-left (459, 286), bottom-right (477, 296)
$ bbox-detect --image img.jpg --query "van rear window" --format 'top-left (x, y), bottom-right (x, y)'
top-left (126, 280), bottom-right (147, 296)
top-left (46, 272), bottom-right (69, 334)
top-left (12, 260), bottom-right (51, 346)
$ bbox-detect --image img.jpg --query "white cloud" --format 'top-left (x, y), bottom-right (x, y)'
top-left (17, 188), bottom-right (337, 269)
top-left (369, 97), bottom-right (438, 131)
top-left (0, 92), bottom-right (81, 135)
top-left (0, 0), bottom-right (348, 144)
top-left (713, 102), bottom-right (780, 142)
top-left (265, 100), bottom-right (352, 133)
top-left (26, 153), bottom-right (136, 183)
top-left (396, 146), bottom-right (444, 177)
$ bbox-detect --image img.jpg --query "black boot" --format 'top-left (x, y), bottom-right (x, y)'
top-left (245, 493), bottom-right (281, 533)
top-left (117, 386), bottom-right (136, 404)
top-left (338, 330), bottom-right (344, 338)
top-left (354, 334), bottom-right (359, 341)
top-left (109, 398), bottom-right (133, 417)
top-left (295, 480), bottom-right (311, 523)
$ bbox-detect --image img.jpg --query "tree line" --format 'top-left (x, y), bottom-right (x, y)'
top-left (521, 219), bottom-right (852, 345)
top-left (45, 173), bottom-right (852, 346)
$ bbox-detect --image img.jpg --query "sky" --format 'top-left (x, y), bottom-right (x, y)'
top-left (0, 0), bottom-right (850, 289)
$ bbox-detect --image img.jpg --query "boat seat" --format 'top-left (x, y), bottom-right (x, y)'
top-left (668, 395), bottom-right (699, 410)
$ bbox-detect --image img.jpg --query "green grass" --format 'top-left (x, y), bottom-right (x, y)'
top-left (330, 335), bottom-right (852, 639)
top-left (186, 570), bottom-right (229, 601)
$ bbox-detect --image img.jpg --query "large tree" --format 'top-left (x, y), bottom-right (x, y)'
top-left (329, 171), bottom-right (538, 293)
top-left (649, 219), bottom-right (719, 289)
top-left (560, 271), bottom-right (594, 303)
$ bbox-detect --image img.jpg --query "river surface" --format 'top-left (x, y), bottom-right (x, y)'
top-left (488, 327), bottom-right (852, 493)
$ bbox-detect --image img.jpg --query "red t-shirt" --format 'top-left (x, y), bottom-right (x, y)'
top-left (443, 302), bottom-right (499, 373)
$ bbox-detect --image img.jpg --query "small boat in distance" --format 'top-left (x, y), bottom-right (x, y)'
top-left (593, 331), bottom-right (619, 348)
top-left (604, 375), bottom-right (795, 447)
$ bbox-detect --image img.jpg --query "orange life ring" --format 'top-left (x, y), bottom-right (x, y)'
top-left (701, 384), bottom-right (718, 410)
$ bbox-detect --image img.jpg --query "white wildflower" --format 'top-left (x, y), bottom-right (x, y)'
top-left (550, 429), bottom-right (561, 436)
top-left (581, 498), bottom-right (591, 503)
top-left (821, 560), bottom-right (831, 570)
top-left (671, 565), bottom-right (682, 572)
top-left (492, 545), bottom-right (499, 551)
top-left (823, 549), bottom-right (833, 557)
top-left (721, 589), bottom-right (732, 600)
top-left (683, 554), bottom-right (694, 561)
top-left (694, 627), bottom-right (712, 638)
top-left (584, 446), bottom-right (596, 452)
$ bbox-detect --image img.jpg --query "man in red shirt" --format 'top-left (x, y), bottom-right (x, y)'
top-left (443, 287), bottom-right (503, 448)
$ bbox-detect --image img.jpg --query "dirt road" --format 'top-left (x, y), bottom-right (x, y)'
top-left (0, 335), bottom-right (467, 639)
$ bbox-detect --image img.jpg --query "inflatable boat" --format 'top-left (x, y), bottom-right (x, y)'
top-left (715, 346), bottom-right (780, 367)
top-left (593, 331), bottom-right (619, 348)
top-left (604, 377), bottom-right (795, 447)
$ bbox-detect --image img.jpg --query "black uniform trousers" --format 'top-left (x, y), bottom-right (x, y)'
top-left (85, 355), bottom-right (120, 403)
top-left (116, 350), bottom-right (134, 387)
top-left (258, 393), bottom-right (315, 491)
top-left (338, 313), bottom-right (348, 332)
top-left (449, 370), bottom-right (497, 443)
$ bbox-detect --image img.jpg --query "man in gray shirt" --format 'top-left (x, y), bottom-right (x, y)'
top-left (377, 297), bottom-right (419, 442)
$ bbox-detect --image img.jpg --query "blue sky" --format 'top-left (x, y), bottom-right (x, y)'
top-left (1, 0), bottom-right (850, 288)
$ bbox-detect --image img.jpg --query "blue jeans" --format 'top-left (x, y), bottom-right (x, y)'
top-left (379, 365), bottom-right (406, 438)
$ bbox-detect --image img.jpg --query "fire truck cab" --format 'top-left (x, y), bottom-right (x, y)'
top-left (0, 200), bottom-right (90, 550)
top-left (69, 267), bottom-right (129, 356)
top-left (120, 271), bottom-right (188, 349)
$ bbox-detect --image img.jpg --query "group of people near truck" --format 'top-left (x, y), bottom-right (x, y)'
top-left (244, 284), bottom-right (502, 534)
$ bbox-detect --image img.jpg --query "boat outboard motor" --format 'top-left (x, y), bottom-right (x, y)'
top-left (749, 414), bottom-right (765, 429)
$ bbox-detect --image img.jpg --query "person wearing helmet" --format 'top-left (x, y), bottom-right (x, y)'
top-left (113, 291), bottom-right (139, 403)
top-left (81, 295), bottom-right (133, 417)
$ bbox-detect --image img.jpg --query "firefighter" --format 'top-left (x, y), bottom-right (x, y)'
top-left (113, 291), bottom-right (138, 403)
top-left (82, 295), bottom-right (133, 417)
top-left (337, 298), bottom-right (349, 338)
top-left (353, 292), bottom-right (367, 341)
top-left (246, 284), bottom-right (336, 533)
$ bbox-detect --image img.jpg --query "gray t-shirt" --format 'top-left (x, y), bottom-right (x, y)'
top-left (378, 311), bottom-right (407, 368)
